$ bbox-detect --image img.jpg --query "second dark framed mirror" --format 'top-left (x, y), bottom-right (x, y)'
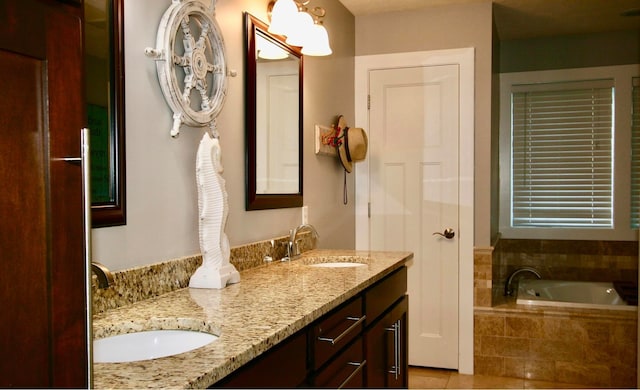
top-left (244, 13), bottom-right (303, 210)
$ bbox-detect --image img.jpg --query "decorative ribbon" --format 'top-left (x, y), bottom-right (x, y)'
top-left (343, 127), bottom-right (352, 162)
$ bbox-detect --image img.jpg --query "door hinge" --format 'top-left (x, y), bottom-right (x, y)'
top-left (368, 202), bottom-right (371, 218)
top-left (367, 94), bottom-right (370, 110)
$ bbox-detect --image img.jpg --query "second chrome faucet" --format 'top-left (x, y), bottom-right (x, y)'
top-left (285, 224), bottom-right (319, 260)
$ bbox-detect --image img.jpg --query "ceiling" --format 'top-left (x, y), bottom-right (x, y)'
top-left (337, 0), bottom-right (640, 40)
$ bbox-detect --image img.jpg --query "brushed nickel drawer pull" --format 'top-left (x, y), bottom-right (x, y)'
top-left (385, 320), bottom-right (400, 379)
top-left (317, 315), bottom-right (366, 345)
top-left (338, 359), bottom-right (367, 389)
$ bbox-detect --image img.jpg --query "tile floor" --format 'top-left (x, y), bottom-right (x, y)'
top-left (408, 366), bottom-right (596, 389)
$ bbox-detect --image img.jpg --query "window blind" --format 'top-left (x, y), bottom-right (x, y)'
top-left (632, 78), bottom-right (640, 229)
top-left (511, 80), bottom-right (614, 228)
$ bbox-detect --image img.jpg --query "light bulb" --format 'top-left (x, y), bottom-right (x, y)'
top-left (268, 0), bottom-right (298, 36)
top-left (285, 11), bottom-right (314, 47)
top-left (301, 23), bottom-right (332, 56)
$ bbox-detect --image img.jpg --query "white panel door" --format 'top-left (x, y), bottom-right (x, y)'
top-left (369, 65), bottom-right (460, 369)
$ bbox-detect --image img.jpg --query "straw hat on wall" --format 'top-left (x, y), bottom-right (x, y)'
top-left (335, 116), bottom-right (368, 173)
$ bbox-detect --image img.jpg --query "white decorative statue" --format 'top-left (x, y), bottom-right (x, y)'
top-left (147, 0), bottom-right (237, 288)
top-left (189, 132), bottom-right (240, 289)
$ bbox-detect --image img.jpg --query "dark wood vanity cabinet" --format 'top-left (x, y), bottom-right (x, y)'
top-left (215, 266), bottom-right (408, 388)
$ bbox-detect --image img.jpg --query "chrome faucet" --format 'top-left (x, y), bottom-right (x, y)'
top-left (504, 266), bottom-right (541, 296)
top-left (287, 224), bottom-right (319, 259)
top-left (91, 261), bottom-right (115, 289)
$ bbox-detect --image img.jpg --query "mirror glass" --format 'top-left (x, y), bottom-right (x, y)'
top-left (84, 0), bottom-right (126, 227)
top-left (245, 13), bottom-right (303, 210)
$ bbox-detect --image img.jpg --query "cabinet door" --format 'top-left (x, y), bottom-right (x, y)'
top-left (215, 330), bottom-right (308, 388)
top-left (0, 0), bottom-right (87, 387)
top-left (365, 295), bottom-right (408, 388)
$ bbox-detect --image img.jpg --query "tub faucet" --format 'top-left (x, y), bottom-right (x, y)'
top-left (504, 266), bottom-right (542, 296)
top-left (287, 224), bottom-right (319, 259)
top-left (91, 261), bottom-right (115, 289)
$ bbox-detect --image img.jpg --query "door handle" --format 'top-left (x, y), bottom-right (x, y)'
top-left (432, 228), bottom-right (455, 239)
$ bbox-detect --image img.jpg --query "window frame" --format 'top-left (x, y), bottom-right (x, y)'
top-left (631, 77), bottom-right (640, 229)
top-left (499, 65), bottom-right (637, 241)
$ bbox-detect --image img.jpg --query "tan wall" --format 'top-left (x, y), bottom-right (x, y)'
top-left (355, 1), bottom-right (494, 246)
top-left (92, 0), bottom-right (355, 270)
top-left (500, 30), bottom-right (640, 73)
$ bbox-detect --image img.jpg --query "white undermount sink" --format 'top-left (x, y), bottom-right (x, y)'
top-left (309, 262), bottom-right (366, 268)
top-left (93, 329), bottom-right (218, 363)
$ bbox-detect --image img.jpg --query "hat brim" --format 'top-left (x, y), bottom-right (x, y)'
top-left (338, 145), bottom-right (353, 173)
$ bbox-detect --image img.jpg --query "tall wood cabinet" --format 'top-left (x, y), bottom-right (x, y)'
top-left (0, 0), bottom-right (87, 386)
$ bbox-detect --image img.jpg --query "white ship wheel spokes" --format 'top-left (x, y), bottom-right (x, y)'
top-left (146, 0), bottom-right (228, 138)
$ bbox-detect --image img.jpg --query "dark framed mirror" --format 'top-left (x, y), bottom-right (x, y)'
top-left (244, 13), bottom-right (303, 210)
top-left (84, 0), bottom-right (126, 227)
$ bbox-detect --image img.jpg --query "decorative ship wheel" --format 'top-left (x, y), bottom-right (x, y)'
top-left (145, 0), bottom-right (228, 138)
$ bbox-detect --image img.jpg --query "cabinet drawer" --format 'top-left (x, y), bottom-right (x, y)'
top-left (365, 267), bottom-right (407, 325)
top-left (313, 338), bottom-right (365, 388)
top-left (312, 296), bottom-right (364, 369)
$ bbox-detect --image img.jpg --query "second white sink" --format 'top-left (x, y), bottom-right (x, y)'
top-left (309, 262), bottom-right (366, 268)
top-left (94, 329), bottom-right (218, 363)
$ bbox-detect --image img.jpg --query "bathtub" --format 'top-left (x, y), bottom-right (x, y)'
top-left (516, 279), bottom-right (637, 311)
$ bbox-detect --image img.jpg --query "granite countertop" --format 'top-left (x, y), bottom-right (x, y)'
top-left (92, 249), bottom-right (412, 389)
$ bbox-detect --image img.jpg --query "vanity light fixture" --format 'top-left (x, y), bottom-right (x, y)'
top-left (267, 0), bottom-right (332, 56)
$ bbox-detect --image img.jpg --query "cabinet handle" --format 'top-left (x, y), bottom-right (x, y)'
top-left (337, 359), bottom-right (367, 389)
top-left (317, 315), bottom-right (366, 346)
top-left (385, 320), bottom-right (401, 380)
top-left (60, 129), bottom-right (94, 387)
top-left (57, 129), bottom-right (93, 385)
top-left (396, 319), bottom-right (401, 379)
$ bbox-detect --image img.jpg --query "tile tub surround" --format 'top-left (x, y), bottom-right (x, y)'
top-left (473, 240), bottom-right (637, 387)
top-left (92, 249), bottom-right (412, 389)
top-left (474, 302), bottom-right (637, 387)
top-left (92, 234), bottom-right (315, 314)
top-left (474, 247), bottom-right (494, 307)
top-left (494, 239), bottom-right (638, 300)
